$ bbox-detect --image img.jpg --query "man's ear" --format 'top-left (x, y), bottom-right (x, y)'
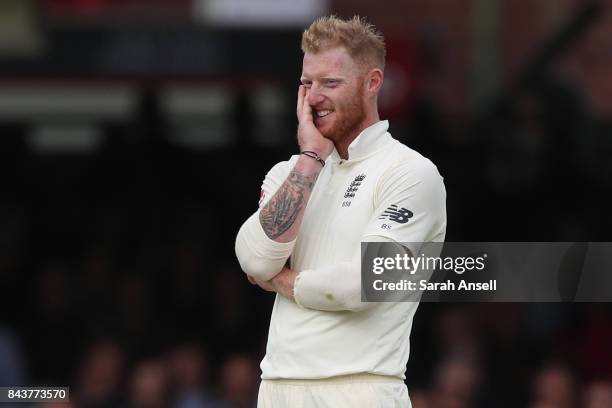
top-left (366, 68), bottom-right (384, 95)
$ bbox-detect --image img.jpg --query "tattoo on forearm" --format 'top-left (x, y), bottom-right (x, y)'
top-left (259, 170), bottom-right (319, 239)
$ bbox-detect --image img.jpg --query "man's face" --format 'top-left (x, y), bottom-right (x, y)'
top-left (301, 47), bottom-right (367, 142)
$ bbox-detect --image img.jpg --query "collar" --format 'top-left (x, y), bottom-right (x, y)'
top-left (329, 120), bottom-right (391, 163)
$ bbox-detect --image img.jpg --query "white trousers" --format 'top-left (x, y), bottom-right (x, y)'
top-left (258, 374), bottom-right (411, 408)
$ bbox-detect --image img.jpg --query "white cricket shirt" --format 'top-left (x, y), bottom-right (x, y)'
top-left (235, 120), bottom-right (446, 380)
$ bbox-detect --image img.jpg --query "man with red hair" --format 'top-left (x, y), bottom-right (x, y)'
top-left (236, 15), bottom-right (446, 407)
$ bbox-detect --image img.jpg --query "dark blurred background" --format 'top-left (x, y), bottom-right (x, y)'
top-left (0, 1), bottom-right (611, 407)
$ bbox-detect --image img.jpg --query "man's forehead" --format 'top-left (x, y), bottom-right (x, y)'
top-left (301, 47), bottom-right (355, 77)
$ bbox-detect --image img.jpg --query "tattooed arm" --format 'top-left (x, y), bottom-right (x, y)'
top-left (245, 156), bottom-right (321, 293)
top-left (258, 157), bottom-right (321, 243)
top-left (234, 159), bottom-right (302, 281)
top-left (256, 84), bottom-right (333, 243)
top-left (235, 85), bottom-right (332, 281)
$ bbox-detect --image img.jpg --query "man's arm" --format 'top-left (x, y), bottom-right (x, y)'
top-left (258, 158), bottom-right (321, 243)
top-left (249, 266), bottom-right (297, 301)
top-left (258, 85), bottom-right (334, 243)
top-left (235, 85), bottom-right (333, 280)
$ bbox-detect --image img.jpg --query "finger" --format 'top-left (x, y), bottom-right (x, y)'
top-left (302, 88), bottom-right (313, 123)
top-left (297, 85), bottom-right (304, 120)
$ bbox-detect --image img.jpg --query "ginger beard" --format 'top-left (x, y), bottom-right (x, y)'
top-left (312, 80), bottom-right (367, 143)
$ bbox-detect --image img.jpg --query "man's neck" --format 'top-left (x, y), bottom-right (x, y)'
top-left (334, 114), bottom-right (380, 160)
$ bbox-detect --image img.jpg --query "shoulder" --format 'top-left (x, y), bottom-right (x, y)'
top-left (379, 138), bottom-right (444, 185)
top-left (373, 139), bottom-right (446, 210)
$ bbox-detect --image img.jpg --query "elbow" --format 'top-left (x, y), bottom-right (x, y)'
top-left (234, 218), bottom-right (291, 281)
top-left (234, 235), bottom-right (277, 281)
top-left (235, 252), bottom-right (281, 281)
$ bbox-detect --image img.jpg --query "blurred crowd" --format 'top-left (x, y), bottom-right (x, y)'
top-left (407, 304), bottom-right (612, 408)
top-left (2, 298), bottom-right (612, 408)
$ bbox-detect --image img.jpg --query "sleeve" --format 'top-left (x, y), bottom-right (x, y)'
top-left (293, 159), bottom-right (447, 312)
top-left (363, 158), bottom-right (447, 250)
top-left (234, 156), bottom-right (300, 281)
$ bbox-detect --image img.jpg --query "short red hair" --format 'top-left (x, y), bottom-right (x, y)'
top-left (301, 15), bottom-right (386, 71)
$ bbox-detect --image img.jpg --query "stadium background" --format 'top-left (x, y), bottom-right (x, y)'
top-left (0, 0), bottom-right (611, 407)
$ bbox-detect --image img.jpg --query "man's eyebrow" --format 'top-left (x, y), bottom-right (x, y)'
top-left (321, 77), bottom-right (344, 82)
top-left (299, 76), bottom-right (344, 83)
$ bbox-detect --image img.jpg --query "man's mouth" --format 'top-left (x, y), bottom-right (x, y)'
top-left (315, 110), bottom-right (334, 118)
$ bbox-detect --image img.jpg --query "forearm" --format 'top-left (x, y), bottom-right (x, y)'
top-left (237, 84), bottom-right (332, 281)
top-left (266, 266), bottom-right (298, 301)
top-left (289, 238), bottom-right (404, 311)
top-left (235, 156), bottom-right (322, 280)
top-left (250, 264), bottom-right (359, 311)
top-left (259, 155), bottom-right (322, 243)
top-left (291, 261), bottom-right (370, 312)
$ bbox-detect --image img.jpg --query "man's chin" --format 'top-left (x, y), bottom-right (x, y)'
top-left (317, 125), bottom-right (337, 141)
top-left (320, 133), bottom-right (338, 143)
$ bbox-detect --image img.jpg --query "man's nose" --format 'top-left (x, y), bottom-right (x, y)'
top-left (307, 86), bottom-right (324, 106)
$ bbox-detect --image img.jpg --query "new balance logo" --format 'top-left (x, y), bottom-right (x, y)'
top-left (344, 174), bottom-right (366, 199)
top-left (378, 205), bottom-right (413, 224)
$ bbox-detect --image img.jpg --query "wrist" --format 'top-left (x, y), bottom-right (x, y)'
top-left (272, 268), bottom-right (297, 301)
top-left (300, 145), bottom-right (331, 160)
top-left (300, 150), bottom-right (326, 167)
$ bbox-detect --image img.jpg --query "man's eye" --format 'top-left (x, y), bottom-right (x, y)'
top-left (303, 83), bottom-right (312, 88)
top-left (325, 80), bottom-right (338, 87)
